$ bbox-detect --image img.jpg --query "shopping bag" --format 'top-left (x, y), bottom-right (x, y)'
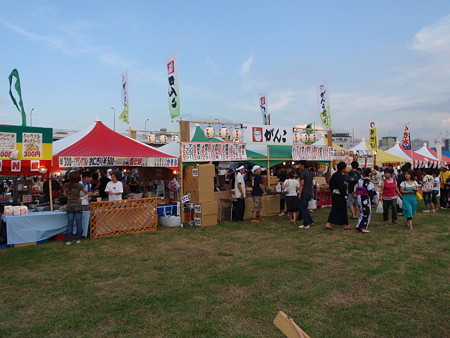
top-left (275, 182), bottom-right (282, 193)
top-left (397, 196), bottom-right (403, 208)
top-left (308, 199), bottom-right (317, 210)
top-left (376, 201), bottom-right (383, 213)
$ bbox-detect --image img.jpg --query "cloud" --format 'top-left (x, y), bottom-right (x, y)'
top-left (239, 54), bottom-right (253, 79)
top-left (0, 18), bottom-right (133, 69)
top-left (412, 14), bottom-right (450, 56)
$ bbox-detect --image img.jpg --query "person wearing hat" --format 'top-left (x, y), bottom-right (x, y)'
top-left (234, 165), bottom-right (246, 222)
top-left (439, 165), bottom-right (450, 209)
top-left (251, 165), bottom-right (266, 223)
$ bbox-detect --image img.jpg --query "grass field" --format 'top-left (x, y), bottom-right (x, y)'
top-left (1, 205), bottom-right (449, 337)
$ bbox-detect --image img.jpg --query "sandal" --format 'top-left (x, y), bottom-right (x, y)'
top-left (325, 226), bottom-right (334, 230)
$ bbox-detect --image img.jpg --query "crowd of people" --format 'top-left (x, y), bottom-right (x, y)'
top-left (231, 160), bottom-right (450, 234)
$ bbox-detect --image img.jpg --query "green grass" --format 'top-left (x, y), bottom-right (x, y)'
top-left (1, 205), bottom-right (449, 337)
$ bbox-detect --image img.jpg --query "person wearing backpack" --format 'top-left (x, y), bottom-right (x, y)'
top-left (345, 161), bottom-right (361, 220)
top-left (422, 168), bottom-right (435, 213)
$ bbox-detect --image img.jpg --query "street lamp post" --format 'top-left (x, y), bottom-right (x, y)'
top-left (111, 107), bottom-right (115, 130)
top-left (145, 118), bottom-right (150, 133)
top-left (30, 108), bottom-right (34, 126)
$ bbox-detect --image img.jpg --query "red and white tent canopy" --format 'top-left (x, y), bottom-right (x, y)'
top-left (417, 143), bottom-right (450, 165)
top-left (52, 120), bottom-right (178, 170)
top-left (385, 142), bottom-right (438, 168)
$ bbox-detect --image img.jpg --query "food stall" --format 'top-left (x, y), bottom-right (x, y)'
top-left (52, 119), bottom-right (179, 238)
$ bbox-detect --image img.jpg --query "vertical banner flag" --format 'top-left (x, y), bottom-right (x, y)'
top-left (402, 125), bottom-right (411, 150)
top-left (119, 71), bottom-right (129, 123)
top-left (259, 93), bottom-right (269, 125)
top-left (166, 54), bottom-right (180, 119)
top-left (8, 69), bottom-right (27, 126)
top-left (369, 122), bottom-right (378, 151)
top-left (316, 81), bottom-right (331, 129)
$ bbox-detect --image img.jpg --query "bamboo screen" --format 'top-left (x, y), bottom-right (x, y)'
top-left (90, 198), bottom-right (158, 238)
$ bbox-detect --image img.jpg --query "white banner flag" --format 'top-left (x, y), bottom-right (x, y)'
top-left (166, 53), bottom-right (180, 120)
top-left (119, 71), bottom-right (129, 123)
top-left (316, 81), bottom-right (331, 129)
top-left (259, 93), bottom-right (269, 125)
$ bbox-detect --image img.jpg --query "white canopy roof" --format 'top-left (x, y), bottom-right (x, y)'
top-left (385, 142), bottom-right (412, 161)
top-left (348, 138), bottom-right (373, 155)
top-left (415, 143), bottom-right (438, 161)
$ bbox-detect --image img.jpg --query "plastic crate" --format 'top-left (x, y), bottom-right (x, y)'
top-left (157, 203), bottom-right (177, 216)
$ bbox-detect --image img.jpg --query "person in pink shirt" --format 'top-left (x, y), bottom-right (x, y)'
top-left (381, 168), bottom-right (402, 224)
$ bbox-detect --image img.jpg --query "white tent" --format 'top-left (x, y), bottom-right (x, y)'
top-left (385, 142), bottom-right (412, 161)
top-left (416, 143), bottom-right (438, 161)
top-left (348, 138), bottom-right (374, 156)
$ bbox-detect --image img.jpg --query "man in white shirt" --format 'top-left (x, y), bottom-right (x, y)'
top-left (105, 172), bottom-right (123, 201)
top-left (80, 172), bottom-right (92, 208)
top-left (234, 165), bottom-right (246, 222)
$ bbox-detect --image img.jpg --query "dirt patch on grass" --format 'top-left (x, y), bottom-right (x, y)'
top-left (219, 285), bottom-right (255, 302)
top-left (329, 288), bottom-right (371, 308)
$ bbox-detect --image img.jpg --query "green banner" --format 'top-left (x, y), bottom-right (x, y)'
top-left (8, 69), bottom-right (27, 126)
top-left (119, 103), bottom-right (129, 124)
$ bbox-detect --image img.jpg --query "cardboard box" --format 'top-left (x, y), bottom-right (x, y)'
top-left (314, 176), bottom-right (327, 185)
top-left (195, 201), bottom-right (218, 215)
top-left (194, 214), bottom-right (217, 226)
top-left (196, 163), bottom-right (215, 177)
top-left (189, 188), bottom-right (215, 203)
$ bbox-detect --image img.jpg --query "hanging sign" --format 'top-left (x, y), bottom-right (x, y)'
top-left (0, 132), bottom-right (17, 157)
top-left (57, 156), bottom-right (178, 168)
top-left (259, 93), bottom-right (269, 125)
top-left (402, 125), bottom-right (411, 150)
top-left (166, 53), bottom-right (180, 119)
top-left (22, 132), bottom-right (43, 158)
top-left (316, 81), bottom-right (331, 129)
top-left (292, 145), bottom-right (333, 161)
top-left (369, 122), bottom-right (378, 151)
top-left (180, 142), bottom-right (247, 162)
top-left (244, 124), bottom-right (292, 145)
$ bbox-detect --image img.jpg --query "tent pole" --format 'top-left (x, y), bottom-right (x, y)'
top-left (49, 177), bottom-right (53, 211)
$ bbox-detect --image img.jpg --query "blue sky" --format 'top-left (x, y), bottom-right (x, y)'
top-left (1, 0), bottom-right (450, 145)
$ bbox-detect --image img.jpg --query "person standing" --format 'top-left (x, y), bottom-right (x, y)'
top-left (325, 162), bottom-right (351, 230)
top-left (99, 170), bottom-right (111, 199)
top-left (400, 169), bottom-right (419, 231)
top-left (275, 167), bottom-right (287, 216)
top-left (345, 161), bottom-right (361, 220)
top-left (381, 168), bottom-right (402, 224)
top-left (354, 168), bottom-right (378, 233)
top-left (421, 168), bottom-right (435, 213)
top-left (64, 171), bottom-right (92, 245)
top-left (432, 170), bottom-right (440, 211)
top-left (251, 165), bottom-right (266, 223)
top-left (234, 165), bottom-right (246, 222)
top-left (283, 173), bottom-right (300, 225)
top-left (80, 171), bottom-right (93, 209)
top-left (105, 172), bottom-right (124, 201)
top-left (298, 160), bottom-right (314, 229)
top-left (439, 165), bottom-right (450, 209)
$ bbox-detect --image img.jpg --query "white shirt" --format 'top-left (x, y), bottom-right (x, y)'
top-left (234, 172), bottom-right (246, 198)
top-left (105, 181), bottom-right (123, 201)
top-left (79, 180), bottom-right (91, 205)
top-left (284, 179), bottom-right (299, 197)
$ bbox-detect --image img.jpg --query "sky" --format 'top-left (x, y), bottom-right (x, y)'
top-left (1, 0), bottom-right (450, 146)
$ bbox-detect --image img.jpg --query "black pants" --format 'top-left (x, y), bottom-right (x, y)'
top-left (235, 198), bottom-right (245, 221)
top-left (440, 188), bottom-right (449, 208)
top-left (383, 199), bottom-right (397, 222)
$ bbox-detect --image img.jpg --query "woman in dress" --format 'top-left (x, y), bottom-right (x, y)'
top-left (399, 169), bottom-right (419, 231)
top-left (381, 168), bottom-right (402, 224)
top-left (354, 168), bottom-right (378, 233)
top-left (283, 173), bottom-right (300, 225)
top-left (325, 162), bottom-right (350, 230)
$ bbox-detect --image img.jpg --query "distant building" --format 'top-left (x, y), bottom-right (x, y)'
top-left (53, 129), bottom-right (79, 141)
top-left (379, 136), bottom-right (397, 150)
top-left (444, 138), bottom-right (450, 152)
top-left (411, 138), bottom-right (426, 151)
top-left (332, 132), bottom-right (356, 149)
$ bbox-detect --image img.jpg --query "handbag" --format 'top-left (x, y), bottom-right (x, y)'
top-left (415, 191), bottom-right (423, 200)
top-left (282, 181), bottom-right (290, 194)
top-left (307, 199), bottom-right (317, 210)
top-left (376, 201), bottom-right (383, 213)
top-left (275, 182), bottom-right (282, 193)
top-left (396, 196), bottom-right (403, 208)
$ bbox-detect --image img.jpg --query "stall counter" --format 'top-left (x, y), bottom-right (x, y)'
top-left (3, 211), bottom-right (90, 245)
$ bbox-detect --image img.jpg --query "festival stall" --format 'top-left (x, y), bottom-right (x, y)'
top-left (385, 141), bottom-right (437, 168)
top-left (348, 138), bottom-right (375, 167)
top-left (51, 119), bottom-right (179, 239)
top-left (416, 143), bottom-right (450, 166)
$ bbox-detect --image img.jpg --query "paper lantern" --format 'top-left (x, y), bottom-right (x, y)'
top-left (171, 135), bottom-right (179, 142)
top-left (147, 134), bottom-right (156, 143)
top-left (219, 127), bottom-right (229, 139)
top-left (308, 134), bottom-right (317, 143)
top-left (159, 134), bottom-right (168, 144)
top-left (300, 134), bottom-right (309, 143)
top-left (231, 128), bottom-right (242, 141)
top-left (293, 133), bottom-right (301, 143)
top-left (204, 126), bottom-right (215, 139)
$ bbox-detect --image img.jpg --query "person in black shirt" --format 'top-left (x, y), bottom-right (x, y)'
top-left (251, 165), bottom-right (266, 223)
top-left (298, 160), bottom-right (314, 228)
